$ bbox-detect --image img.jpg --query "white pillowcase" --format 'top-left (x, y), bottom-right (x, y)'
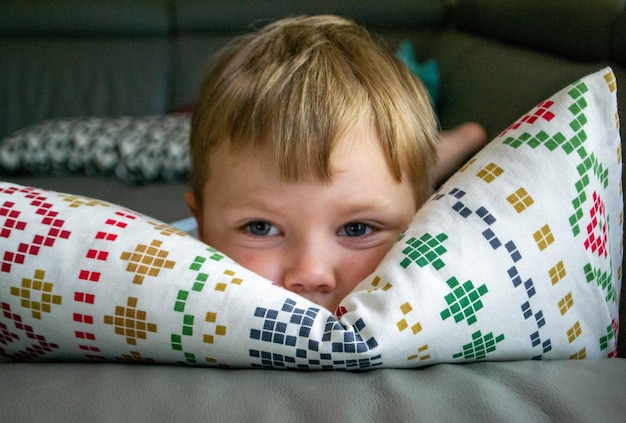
top-left (0, 68), bottom-right (621, 367)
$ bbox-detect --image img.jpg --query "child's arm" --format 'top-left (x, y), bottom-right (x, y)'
top-left (434, 122), bottom-right (488, 184)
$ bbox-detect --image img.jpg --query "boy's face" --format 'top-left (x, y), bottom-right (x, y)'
top-left (186, 125), bottom-right (417, 312)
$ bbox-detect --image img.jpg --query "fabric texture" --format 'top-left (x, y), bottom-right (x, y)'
top-left (2, 361), bottom-right (626, 422)
top-left (0, 115), bottom-right (190, 184)
top-left (0, 68), bottom-right (621, 368)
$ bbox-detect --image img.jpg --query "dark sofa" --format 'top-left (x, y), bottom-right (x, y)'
top-left (1, 0), bottom-right (625, 421)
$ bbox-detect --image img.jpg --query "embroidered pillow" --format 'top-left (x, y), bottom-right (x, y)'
top-left (0, 68), bottom-right (621, 367)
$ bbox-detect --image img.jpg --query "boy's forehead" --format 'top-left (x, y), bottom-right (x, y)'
top-left (204, 131), bottom-right (414, 204)
top-left (206, 125), bottom-right (405, 188)
top-left (210, 124), bottom-right (371, 171)
top-left (212, 141), bottom-right (274, 170)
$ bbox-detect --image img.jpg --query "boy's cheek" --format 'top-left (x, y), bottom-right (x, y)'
top-left (229, 250), bottom-right (280, 284)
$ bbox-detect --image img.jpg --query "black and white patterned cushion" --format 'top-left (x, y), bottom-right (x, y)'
top-left (0, 115), bottom-right (190, 184)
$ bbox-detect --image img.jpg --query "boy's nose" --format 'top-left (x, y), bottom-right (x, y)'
top-left (281, 242), bottom-right (337, 298)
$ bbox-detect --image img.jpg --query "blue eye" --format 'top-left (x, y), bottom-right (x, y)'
top-left (341, 222), bottom-right (371, 237)
top-left (245, 221), bottom-right (279, 236)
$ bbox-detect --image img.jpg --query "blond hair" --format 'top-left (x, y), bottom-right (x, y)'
top-left (190, 15), bottom-right (438, 207)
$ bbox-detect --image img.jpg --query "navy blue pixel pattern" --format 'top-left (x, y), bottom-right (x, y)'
top-left (249, 298), bottom-right (381, 369)
top-left (435, 187), bottom-right (552, 358)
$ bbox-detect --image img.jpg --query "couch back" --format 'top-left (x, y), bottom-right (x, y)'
top-left (2, 0), bottom-right (625, 139)
top-left (0, 0), bottom-right (447, 138)
top-left (440, 0), bottom-right (626, 143)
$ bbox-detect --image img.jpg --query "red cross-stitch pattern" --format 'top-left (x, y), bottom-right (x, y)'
top-left (584, 192), bottom-right (608, 258)
top-left (335, 306), bottom-right (348, 318)
top-left (106, 219), bottom-right (128, 229)
top-left (499, 100), bottom-right (556, 137)
top-left (74, 292), bottom-right (95, 304)
top-left (74, 313), bottom-right (94, 324)
top-left (0, 186), bottom-right (19, 195)
top-left (72, 292), bottom-right (102, 357)
top-left (95, 231), bottom-right (118, 241)
top-left (0, 302), bottom-right (59, 361)
top-left (116, 210), bottom-right (140, 220)
top-left (104, 210), bottom-right (140, 230)
top-left (1, 187), bottom-right (71, 273)
top-left (0, 303), bottom-right (20, 347)
top-left (78, 269), bottom-right (101, 282)
top-left (69, 208), bottom-right (138, 360)
top-left (86, 249), bottom-right (109, 260)
top-left (0, 201), bottom-right (27, 238)
top-left (0, 321), bottom-right (19, 345)
top-left (75, 331), bottom-right (99, 347)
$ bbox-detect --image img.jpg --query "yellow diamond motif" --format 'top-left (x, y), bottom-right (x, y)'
top-left (533, 224), bottom-right (555, 251)
top-left (477, 162), bottom-right (504, 183)
top-left (506, 187), bottom-right (534, 213)
top-left (549, 261), bottom-right (566, 285)
top-left (10, 269), bottom-right (62, 319)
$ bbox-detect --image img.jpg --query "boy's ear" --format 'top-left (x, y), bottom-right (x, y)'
top-left (184, 192), bottom-right (204, 239)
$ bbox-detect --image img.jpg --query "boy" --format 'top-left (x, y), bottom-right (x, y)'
top-left (185, 15), bottom-right (486, 312)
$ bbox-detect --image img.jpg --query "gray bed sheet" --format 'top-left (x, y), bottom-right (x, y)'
top-left (1, 360), bottom-right (624, 422)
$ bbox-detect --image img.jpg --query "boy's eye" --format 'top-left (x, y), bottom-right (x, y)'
top-left (245, 221), bottom-right (279, 236)
top-left (339, 222), bottom-right (373, 237)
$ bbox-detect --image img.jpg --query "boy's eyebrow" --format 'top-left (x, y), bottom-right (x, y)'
top-left (223, 195), bottom-right (399, 217)
top-left (334, 200), bottom-right (403, 218)
top-left (219, 194), bottom-right (288, 215)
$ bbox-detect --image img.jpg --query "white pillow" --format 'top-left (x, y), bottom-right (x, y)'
top-left (0, 68), bottom-right (621, 367)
